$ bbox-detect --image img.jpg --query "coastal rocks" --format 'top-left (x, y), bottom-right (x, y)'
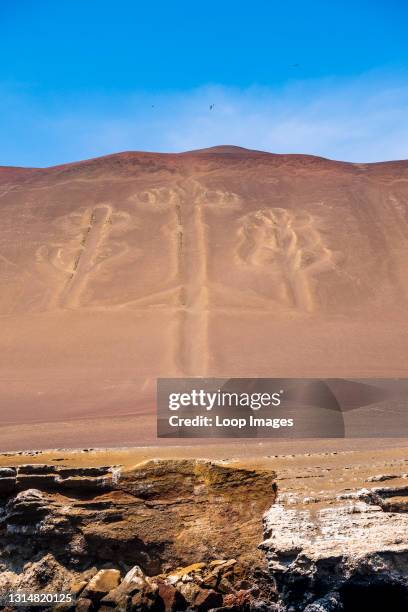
top-left (194, 588), bottom-right (223, 610)
top-left (108, 459), bottom-right (276, 571)
top-left (262, 487), bottom-right (408, 611)
top-left (0, 467), bottom-right (17, 495)
top-left (98, 565), bottom-right (151, 608)
top-left (0, 464), bottom-right (120, 493)
top-left (365, 484), bottom-right (408, 513)
top-left (0, 553), bottom-right (75, 598)
top-left (0, 460), bottom-right (276, 607)
top-left (75, 599), bottom-right (93, 612)
top-left (74, 560), bottom-right (264, 611)
top-left (4, 489), bottom-right (51, 530)
top-left (116, 459), bottom-right (275, 501)
top-left (81, 568), bottom-right (121, 603)
top-left (366, 473), bottom-right (399, 482)
top-left (157, 582), bottom-right (187, 611)
top-left (3, 455), bottom-right (408, 610)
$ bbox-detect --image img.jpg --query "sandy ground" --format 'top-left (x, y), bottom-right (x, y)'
top-left (1, 147), bottom-right (408, 451)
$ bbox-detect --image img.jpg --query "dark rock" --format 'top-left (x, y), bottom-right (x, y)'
top-left (16, 473), bottom-right (57, 489)
top-left (99, 586), bottom-right (128, 604)
top-left (0, 476), bottom-right (16, 495)
top-left (130, 585), bottom-right (163, 611)
top-left (218, 576), bottom-right (236, 594)
top-left (0, 467), bottom-right (17, 477)
top-left (18, 464), bottom-right (57, 474)
top-left (75, 598), bottom-right (93, 612)
top-left (250, 602), bottom-right (279, 611)
top-left (194, 588), bottom-right (223, 611)
top-left (99, 591), bottom-right (129, 610)
top-left (234, 580), bottom-right (253, 591)
top-left (223, 590), bottom-right (252, 607)
top-left (56, 466), bottom-right (114, 478)
top-left (303, 590), bottom-right (342, 611)
top-left (5, 488), bottom-right (50, 528)
top-left (157, 582), bottom-right (187, 611)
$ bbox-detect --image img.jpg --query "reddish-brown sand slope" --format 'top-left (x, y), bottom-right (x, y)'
top-left (1, 146), bottom-right (408, 450)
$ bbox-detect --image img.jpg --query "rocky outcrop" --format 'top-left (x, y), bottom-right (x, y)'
top-left (261, 484), bottom-right (408, 611)
top-left (0, 464), bottom-right (118, 494)
top-left (72, 559), bottom-right (274, 611)
top-left (1, 559), bottom-right (257, 611)
top-left (0, 460), bottom-right (276, 610)
top-left (1, 457), bottom-right (408, 610)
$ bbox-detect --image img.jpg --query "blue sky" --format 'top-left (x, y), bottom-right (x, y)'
top-left (1, 0), bottom-right (408, 166)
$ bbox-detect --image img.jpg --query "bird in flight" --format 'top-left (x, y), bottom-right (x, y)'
top-left (209, 104), bottom-right (214, 110)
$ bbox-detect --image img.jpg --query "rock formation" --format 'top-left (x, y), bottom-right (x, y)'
top-left (1, 457), bottom-right (408, 610)
top-left (262, 485), bottom-right (408, 611)
top-left (0, 460), bottom-right (276, 610)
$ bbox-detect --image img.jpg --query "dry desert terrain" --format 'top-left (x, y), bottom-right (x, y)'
top-left (0, 146), bottom-right (408, 450)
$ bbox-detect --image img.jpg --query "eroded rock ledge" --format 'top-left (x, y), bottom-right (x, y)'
top-left (0, 460), bottom-right (277, 611)
top-left (262, 485), bottom-right (408, 611)
top-left (1, 458), bottom-right (408, 611)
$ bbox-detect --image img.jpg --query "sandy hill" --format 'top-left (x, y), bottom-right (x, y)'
top-left (0, 146), bottom-right (408, 449)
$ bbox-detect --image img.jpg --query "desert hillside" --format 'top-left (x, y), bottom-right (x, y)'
top-left (1, 146), bottom-right (408, 449)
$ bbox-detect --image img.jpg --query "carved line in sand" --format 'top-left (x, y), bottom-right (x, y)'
top-left (127, 185), bottom-right (243, 375)
top-left (237, 207), bottom-right (336, 312)
top-left (36, 204), bottom-right (132, 309)
top-left (389, 192), bottom-right (408, 219)
top-left (175, 185), bottom-right (245, 375)
top-left (128, 186), bottom-right (210, 375)
top-left (119, 188), bottom-right (184, 309)
top-left (0, 254), bottom-right (17, 269)
top-left (126, 188), bottom-right (190, 375)
top-left (124, 186), bottom-right (242, 308)
top-left (176, 188), bottom-right (208, 376)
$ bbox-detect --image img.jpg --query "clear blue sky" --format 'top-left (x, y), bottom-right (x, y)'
top-left (1, 0), bottom-right (408, 165)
